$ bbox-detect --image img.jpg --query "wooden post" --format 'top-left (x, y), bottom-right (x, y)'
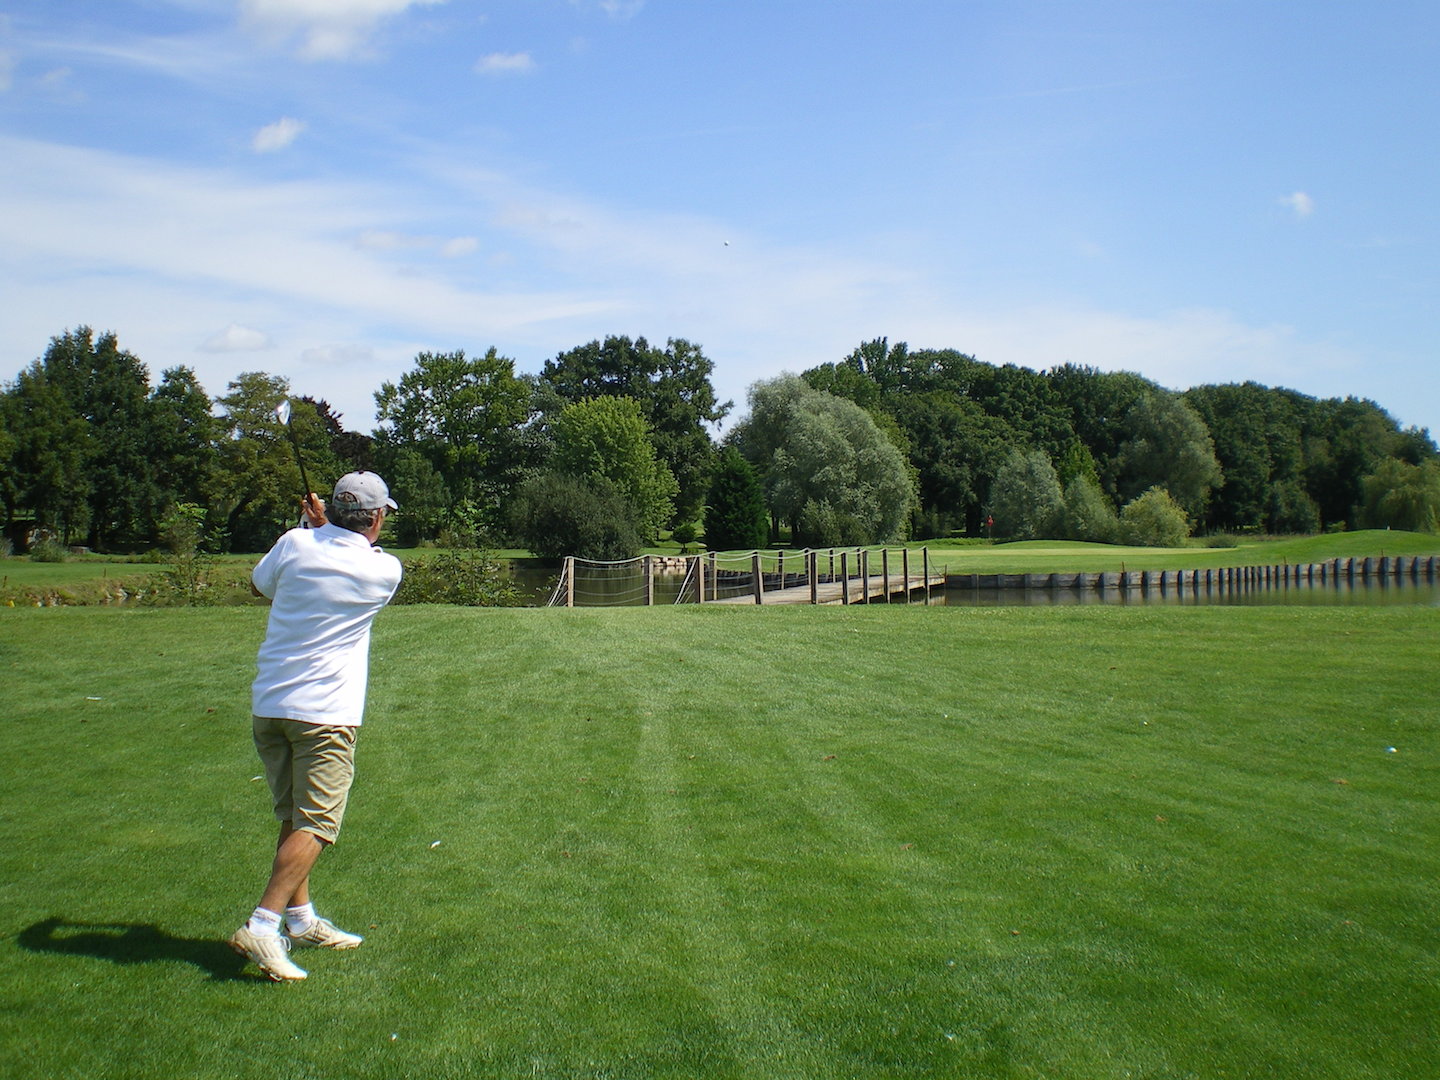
top-left (564, 556), bottom-right (575, 607)
top-left (840, 551), bottom-right (849, 604)
top-left (882, 548), bottom-right (891, 602)
top-left (752, 551), bottom-right (764, 604)
top-left (808, 549), bottom-right (819, 604)
top-left (923, 547), bottom-right (931, 605)
top-left (859, 548), bottom-right (869, 603)
top-left (695, 554), bottom-right (705, 604)
top-left (777, 549), bottom-right (785, 585)
top-left (828, 548), bottom-right (836, 581)
top-left (902, 548), bottom-right (911, 604)
top-left (644, 555), bottom-right (654, 606)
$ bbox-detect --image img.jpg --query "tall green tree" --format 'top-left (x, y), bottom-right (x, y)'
top-left (12, 328), bottom-right (164, 549)
top-left (989, 447), bottom-right (1065, 540)
top-left (551, 396), bottom-right (677, 541)
top-left (214, 373), bottom-right (339, 551)
top-left (539, 336), bottom-right (729, 526)
top-left (1358, 459), bottom-right (1440, 533)
top-left (704, 446), bottom-right (769, 552)
top-left (373, 348), bottom-right (535, 536)
top-left (1115, 390), bottom-right (1222, 520)
top-left (150, 366), bottom-right (219, 522)
top-left (1, 361), bottom-right (91, 544)
top-left (731, 375), bottom-right (913, 547)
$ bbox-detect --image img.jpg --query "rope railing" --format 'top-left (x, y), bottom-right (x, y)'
top-left (547, 548), bottom-right (941, 607)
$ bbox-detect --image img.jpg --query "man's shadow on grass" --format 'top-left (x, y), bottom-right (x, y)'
top-left (18, 917), bottom-right (258, 981)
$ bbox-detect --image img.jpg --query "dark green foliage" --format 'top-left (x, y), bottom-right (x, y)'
top-left (704, 446), bottom-right (768, 551)
top-left (1114, 390), bottom-right (1222, 519)
top-left (373, 348), bottom-right (537, 537)
top-left (392, 549), bottom-right (524, 606)
top-left (508, 471), bottom-right (644, 561)
top-left (213, 373), bottom-right (341, 552)
top-left (539, 336), bottom-right (729, 526)
top-left (378, 447), bottom-right (448, 547)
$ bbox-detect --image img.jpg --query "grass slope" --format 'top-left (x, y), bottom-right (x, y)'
top-left (0, 604), bottom-right (1436, 1078)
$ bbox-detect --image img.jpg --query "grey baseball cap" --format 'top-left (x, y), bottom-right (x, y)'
top-left (333, 471), bottom-right (398, 511)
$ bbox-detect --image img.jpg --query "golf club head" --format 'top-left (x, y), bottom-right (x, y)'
top-left (275, 399), bottom-right (292, 426)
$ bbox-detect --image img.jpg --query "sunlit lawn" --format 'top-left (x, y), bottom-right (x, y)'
top-left (1, 602), bottom-right (1436, 1078)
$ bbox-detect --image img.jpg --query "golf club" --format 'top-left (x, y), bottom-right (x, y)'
top-left (274, 398), bottom-right (314, 509)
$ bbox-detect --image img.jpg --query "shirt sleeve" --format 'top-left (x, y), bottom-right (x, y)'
top-left (251, 531), bottom-right (294, 599)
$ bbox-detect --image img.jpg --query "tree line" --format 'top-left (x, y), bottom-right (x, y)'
top-left (2, 327), bottom-right (1436, 558)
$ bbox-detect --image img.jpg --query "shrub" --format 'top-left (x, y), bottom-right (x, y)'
top-left (393, 549), bottom-right (525, 606)
top-left (1119, 486), bottom-right (1191, 547)
top-left (508, 472), bottom-right (644, 562)
top-left (28, 539), bottom-right (68, 563)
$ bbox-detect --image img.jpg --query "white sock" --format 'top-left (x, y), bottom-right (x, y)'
top-left (247, 906), bottom-right (283, 937)
top-left (284, 903), bottom-right (317, 935)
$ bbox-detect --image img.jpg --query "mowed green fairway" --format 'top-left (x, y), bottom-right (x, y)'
top-left (1, 603), bottom-right (1436, 1079)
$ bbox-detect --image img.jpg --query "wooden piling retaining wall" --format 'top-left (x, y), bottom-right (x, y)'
top-left (946, 556), bottom-right (1440, 594)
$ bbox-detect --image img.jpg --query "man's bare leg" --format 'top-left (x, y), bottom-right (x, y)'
top-left (258, 823), bottom-right (325, 916)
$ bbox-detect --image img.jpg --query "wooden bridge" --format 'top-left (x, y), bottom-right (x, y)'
top-left (549, 549), bottom-right (945, 606)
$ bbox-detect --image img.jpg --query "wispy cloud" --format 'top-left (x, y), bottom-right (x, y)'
top-left (239, 0), bottom-right (449, 61)
top-left (1280, 191), bottom-right (1316, 219)
top-left (252, 117), bottom-right (306, 153)
top-left (201, 324), bottom-right (273, 352)
top-left (475, 51), bottom-right (535, 76)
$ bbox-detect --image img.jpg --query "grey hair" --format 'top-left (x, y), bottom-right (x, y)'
top-left (330, 505), bottom-right (382, 535)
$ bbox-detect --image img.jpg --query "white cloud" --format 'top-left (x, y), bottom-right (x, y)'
top-left (201, 323), bottom-right (273, 352)
top-left (0, 133), bottom-right (1412, 436)
top-left (440, 236), bottom-right (478, 257)
top-left (357, 230), bottom-right (478, 258)
top-left (239, 0), bottom-right (448, 61)
top-left (252, 116), bottom-right (306, 153)
top-left (598, 0), bottom-right (646, 20)
top-left (1280, 191), bottom-right (1315, 219)
top-left (475, 52), bottom-right (535, 76)
top-left (300, 343), bottom-right (379, 367)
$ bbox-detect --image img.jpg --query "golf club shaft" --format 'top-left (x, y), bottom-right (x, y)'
top-left (284, 423), bottom-right (313, 503)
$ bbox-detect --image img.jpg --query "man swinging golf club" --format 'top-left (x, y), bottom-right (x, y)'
top-left (230, 470), bottom-right (402, 981)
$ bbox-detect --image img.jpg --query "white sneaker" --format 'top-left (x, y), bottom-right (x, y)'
top-left (286, 917), bottom-right (364, 950)
top-left (230, 925), bottom-right (308, 981)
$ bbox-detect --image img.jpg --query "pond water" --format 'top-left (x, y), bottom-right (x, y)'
top-left (508, 565), bottom-right (1440, 609)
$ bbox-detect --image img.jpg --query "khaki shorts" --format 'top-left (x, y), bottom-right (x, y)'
top-left (252, 716), bottom-right (358, 844)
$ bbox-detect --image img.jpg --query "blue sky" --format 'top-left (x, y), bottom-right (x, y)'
top-left (2, 0), bottom-right (1436, 438)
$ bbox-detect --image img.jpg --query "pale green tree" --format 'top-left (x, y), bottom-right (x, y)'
top-left (552, 396), bottom-right (677, 541)
top-left (1358, 459), bottom-right (1440, 533)
top-left (732, 375), bottom-right (913, 547)
top-left (1059, 473), bottom-right (1120, 543)
top-left (989, 447), bottom-right (1064, 540)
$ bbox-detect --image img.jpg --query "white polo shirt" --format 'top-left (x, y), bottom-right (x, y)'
top-left (251, 524), bottom-right (403, 727)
